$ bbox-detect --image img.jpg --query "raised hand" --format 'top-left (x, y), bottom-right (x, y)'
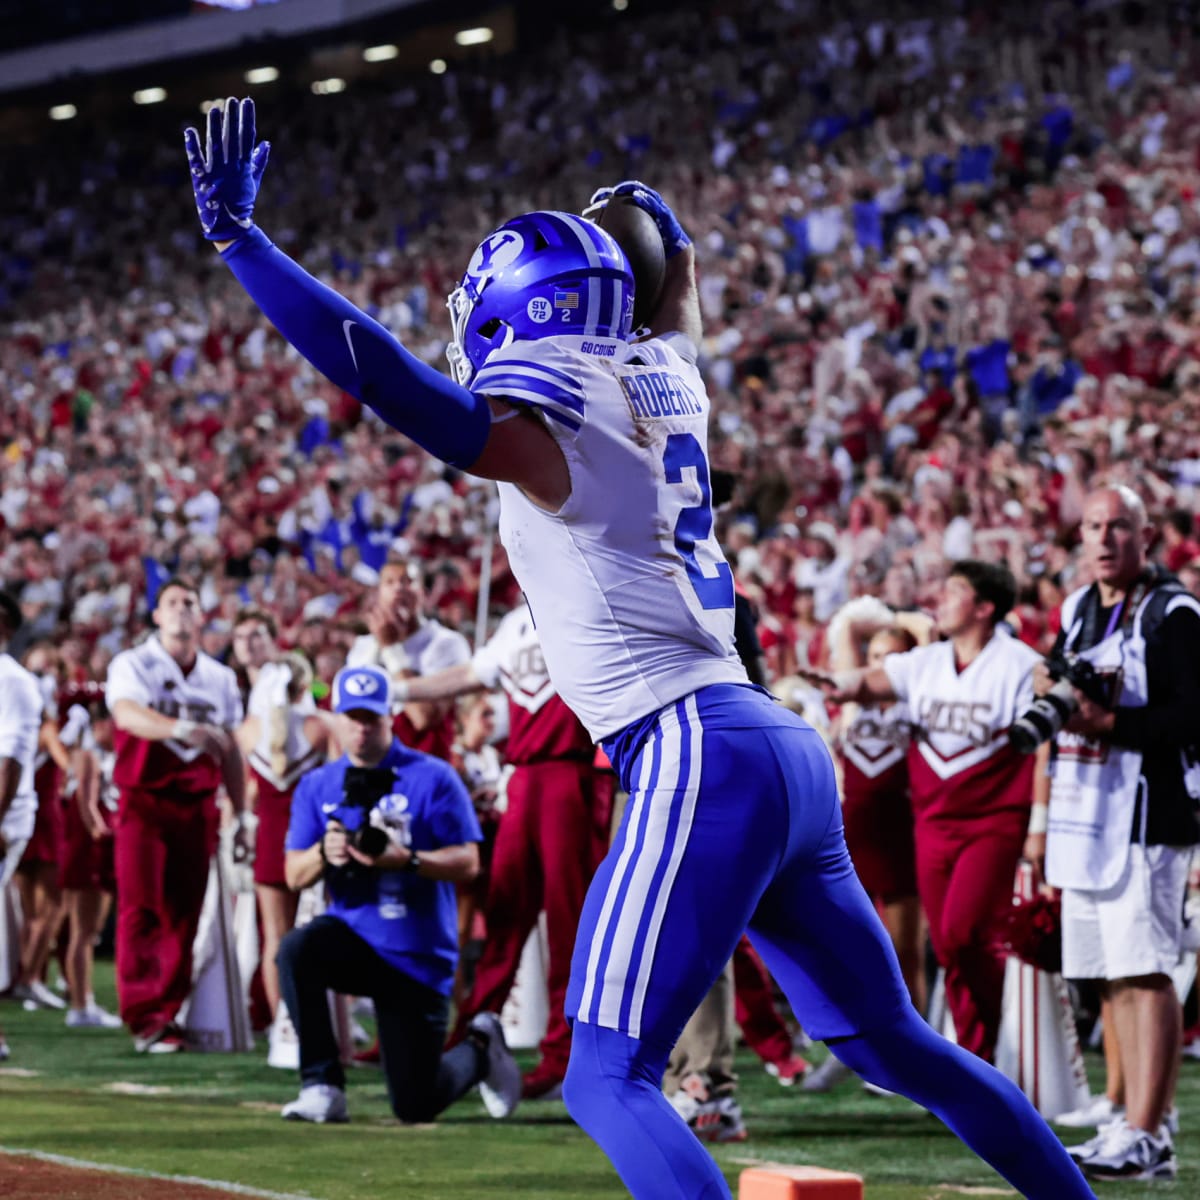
top-left (183, 96), bottom-right (271, 242)
top-left (588, 180), bottom-right (691, 259)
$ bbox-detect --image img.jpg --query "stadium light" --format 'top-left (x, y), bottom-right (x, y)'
top-left (454, 26), bottom-right (493, 46)
top-left (133, 88), bottom-right (167, 105)
top-left (49, 104), bottom-right (77, 121)
top-left (613, 0), bottom-right (629, 9)
top-left (245, 66), bottom-right (280, 84)
top-left (200, 99), bottom-right (224, 114)
top-left (429, 59), bottom-right (448, 75)
top-left (311, 78), bottom-right (346, 95)
top-left (363, 44), bottom-right (399, 63)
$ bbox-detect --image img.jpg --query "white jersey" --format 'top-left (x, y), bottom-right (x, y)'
top-left (881, 631), bottom-right (1039, 820)
top-left (106, 637), bottom-right (242, 791)
top-left (0, 652), bottom-right (44, 843)
top-left (61, 707), bottom-right (120, 814)
top-left (472, 606), bottom-right (554, 714)
top-left (840, 702), bottom-right (913, 780)
top-left (348, 619), bottom-right (471, 681)
top-left (33, 672), bottom-right (58, 771)
top-left (456, 741), bottom-right (503, 799)
top-left (246, 662), bottom-right (323, 791)
top-left (471, 333), bottom-right (747, 740)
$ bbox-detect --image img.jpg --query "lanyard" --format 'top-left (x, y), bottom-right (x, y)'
top-left (1102, 600), bottom-right (1125, 641)
top-left (1076, 574), bottom-right (1149, 652)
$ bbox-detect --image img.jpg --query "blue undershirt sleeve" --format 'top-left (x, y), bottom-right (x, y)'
top-left (219, 227), bottom-right (491, 467)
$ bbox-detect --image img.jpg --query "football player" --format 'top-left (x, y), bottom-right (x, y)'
top-left (184, 98), bottom-right (1092, 1199)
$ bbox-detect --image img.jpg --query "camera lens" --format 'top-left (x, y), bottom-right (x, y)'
top-left (1009, 682), bottom-right (1080, 754)
top-left (354, 824), bottom-right (390, 858)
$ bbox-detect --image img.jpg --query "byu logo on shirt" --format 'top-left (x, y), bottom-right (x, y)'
top-left (376, 792), bottom-right (410, 822)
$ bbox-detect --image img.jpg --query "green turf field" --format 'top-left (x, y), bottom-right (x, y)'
top-left (0, 963), bottom-right (1193, 1198)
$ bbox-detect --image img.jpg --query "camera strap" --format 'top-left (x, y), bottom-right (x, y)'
top-left (1075, 572), bottom-right (1151, 651)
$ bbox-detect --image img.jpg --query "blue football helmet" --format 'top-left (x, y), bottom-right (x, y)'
top-left (446, 210), bottom-right (636, 386)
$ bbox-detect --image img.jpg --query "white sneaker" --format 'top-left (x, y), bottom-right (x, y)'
top-left (1082, 1121), bottom-right (1176, 1181)
top-left (800, 1055), bottom-right (854, 1093)
top-left (469, 1012), bottom-right (521, 1119)
top-left (66, 1004), bottom-right (122, 1029)
top-left (668, 1088), bottom-right (703, 1123)
top-left (689, 1094), bottom-right (748, 1143)
top-left (1055, 1093), bottom-right (1123, 1129)
top-left (13, 981), bottom-right (67, 1011)
top-left (281, 1084), bottom-right (349, 1124)
top-left (1066, 1115), bottom-right (1126, 1163)
top-left (667, 1071), bottom-right (712, 1123)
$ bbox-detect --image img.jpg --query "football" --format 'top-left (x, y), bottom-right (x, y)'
top-left (590, 196), bottom-right (666, 330)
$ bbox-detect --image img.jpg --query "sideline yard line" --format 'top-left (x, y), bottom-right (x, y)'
top-left (0, 1147), bottom-right (320, 1200)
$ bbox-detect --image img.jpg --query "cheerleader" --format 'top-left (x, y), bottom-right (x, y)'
top-left (236, 654), bottom-right (334, 1019)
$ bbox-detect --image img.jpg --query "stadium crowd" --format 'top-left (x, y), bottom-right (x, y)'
top-left (3, 0), bottom-right (1200, 1155)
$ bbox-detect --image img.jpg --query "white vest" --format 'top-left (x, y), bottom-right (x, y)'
top-left (1045, 585), bottom-right (1150, 891)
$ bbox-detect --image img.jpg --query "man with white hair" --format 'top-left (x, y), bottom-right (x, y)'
top-left (1025, 486), bottom-right (1200, 1182)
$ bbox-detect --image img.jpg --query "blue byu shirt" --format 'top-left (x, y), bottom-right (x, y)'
top-left (286, 740), bottom-right (482, 994)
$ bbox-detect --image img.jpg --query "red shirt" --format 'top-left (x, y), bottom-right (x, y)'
top-left (393, 711), bottom-right (457, 762)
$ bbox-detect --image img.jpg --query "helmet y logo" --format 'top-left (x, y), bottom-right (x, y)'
top-left (470, 231), bottom-right (525, 279)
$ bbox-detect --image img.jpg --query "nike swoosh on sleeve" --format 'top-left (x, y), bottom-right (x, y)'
top-left (342, 319), bottom-right (360, 372)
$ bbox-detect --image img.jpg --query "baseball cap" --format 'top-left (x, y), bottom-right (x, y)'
top-left (332, 665), bottom-right (393, 716)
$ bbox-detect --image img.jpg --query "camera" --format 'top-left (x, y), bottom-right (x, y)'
top-left (1009, 652), bottom-right (1119, 754)
top-left (326, 766), bottom-right (396, 877)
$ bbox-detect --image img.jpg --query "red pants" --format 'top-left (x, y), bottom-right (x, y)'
top-left (733, 935), bottom-right (794, 1067)
top-left (115, 788), bottom-right (218, 1037)
top-left (915, 814), bottom-right (1025, 1062)
top-left (454, 760), bottom-right (612, 1075)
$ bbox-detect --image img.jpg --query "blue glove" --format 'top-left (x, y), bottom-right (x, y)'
top-left (586, 180), bottom-right (691, 259)
top-left (183, 97), bottom-right (270, 241)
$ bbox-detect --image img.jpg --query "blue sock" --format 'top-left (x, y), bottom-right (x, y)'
top-left (831, 1007), bottom-right (1094, 1199)
top-left (563, 1021), bottom-right (731, 1200)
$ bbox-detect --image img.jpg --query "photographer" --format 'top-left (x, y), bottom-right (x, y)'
top-left (278, 665), bottom-right (520, 1125)
top-left (1023, 487), bottom-right (1200, 1182)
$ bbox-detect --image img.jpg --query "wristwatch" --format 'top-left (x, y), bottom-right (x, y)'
top-left (405, 850), bottom-right (422, 874)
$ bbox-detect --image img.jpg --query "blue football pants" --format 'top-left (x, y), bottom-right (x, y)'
top-left (562, 686), bottom-right (1093, 1199)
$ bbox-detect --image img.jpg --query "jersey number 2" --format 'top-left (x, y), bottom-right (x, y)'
top-left (664, 432), bottom-right (734, 611)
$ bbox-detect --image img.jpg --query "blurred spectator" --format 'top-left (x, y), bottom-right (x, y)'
top-left (1162, 510), bottom-right (1200, 573)
top-left (0, 591), bottom-right (44, 1063)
